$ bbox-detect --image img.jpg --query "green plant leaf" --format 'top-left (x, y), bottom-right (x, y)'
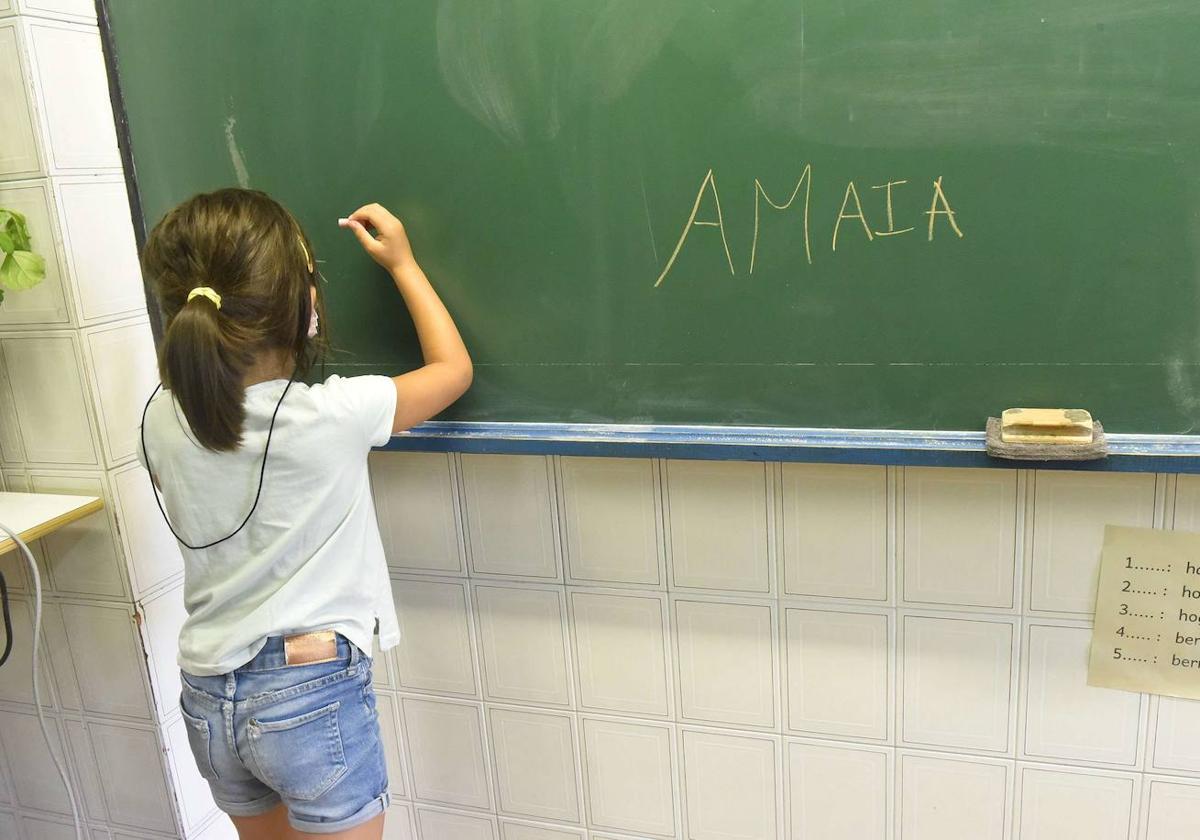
top-left (0, 229), bottom-right (12, 256)
top-left (0, 210), bottom-right (11, 232)
top-left (0, 249), bottom-right (45, 291)
top-left (8, 210), bottom-right (30, 251)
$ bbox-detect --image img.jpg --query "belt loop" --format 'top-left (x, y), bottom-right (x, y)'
top-left (348, 637), bottom-right (359, 666)
top-left (225, 672), bottom-right (236, 698)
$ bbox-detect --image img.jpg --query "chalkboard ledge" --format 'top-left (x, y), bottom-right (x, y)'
top-left (380, 422), bottom-right (1200, 474)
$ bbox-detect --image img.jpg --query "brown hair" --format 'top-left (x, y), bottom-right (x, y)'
top-left (142, 188), bottom-right (328, 451)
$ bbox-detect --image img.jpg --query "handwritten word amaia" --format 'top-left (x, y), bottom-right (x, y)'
top-left (655, 167), bottom-right (964, 287)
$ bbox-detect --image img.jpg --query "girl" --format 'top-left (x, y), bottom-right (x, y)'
top-left (138, 189), bottom-right (471, 840)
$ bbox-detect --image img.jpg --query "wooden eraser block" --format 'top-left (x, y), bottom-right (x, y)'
top-left (1001, 408), bottom-right (1094, 444)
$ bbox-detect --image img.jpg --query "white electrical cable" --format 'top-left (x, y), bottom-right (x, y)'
top-left (0, 521), bottom-right (84, 840)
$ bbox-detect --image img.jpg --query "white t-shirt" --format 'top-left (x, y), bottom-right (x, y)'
top-left (138, 374), bottom-right (400, 676)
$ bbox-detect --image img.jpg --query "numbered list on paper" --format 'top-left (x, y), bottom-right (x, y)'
top-left (1089, 525), bottom-right (1200, 700)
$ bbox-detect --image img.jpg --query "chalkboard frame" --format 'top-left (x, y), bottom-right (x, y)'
top-left (96, 0), bottom-right (1200, 475)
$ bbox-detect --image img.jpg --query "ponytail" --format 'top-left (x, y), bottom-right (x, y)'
top-left (160, 295), bottom-right (254, 451)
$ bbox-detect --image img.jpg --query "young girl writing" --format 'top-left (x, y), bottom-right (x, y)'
top-left (138, 189), bottom-right (471, 840)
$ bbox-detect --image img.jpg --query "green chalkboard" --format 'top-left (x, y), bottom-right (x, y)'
top-left (106, 1), bottom-right (1200, 433)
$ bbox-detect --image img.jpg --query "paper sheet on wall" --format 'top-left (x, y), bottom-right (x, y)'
top-left (1088, 525), bottom-right (1200, 700)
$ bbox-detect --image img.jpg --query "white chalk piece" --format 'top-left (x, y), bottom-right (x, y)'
top-left (1088, 525), bottom-right (1200, 700)
top-left (337, 217), bottom-right (351, 226)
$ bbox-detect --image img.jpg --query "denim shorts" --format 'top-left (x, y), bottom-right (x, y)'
top-left (178, 634), bottom-right (389, 833)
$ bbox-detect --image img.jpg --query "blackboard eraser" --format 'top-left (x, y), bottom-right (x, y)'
top-left (986, 408), bottom-right (1108, 461)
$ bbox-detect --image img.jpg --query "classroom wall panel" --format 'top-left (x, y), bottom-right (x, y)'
top-left (665, 460), bottom-right (772, 594)
top-left (391, 577), bottom-right (477, 697)
top-left (897, 751), bottom-right (1012, 840)
top-left (400, 696), bottom-right (492, 810)
top-left (474, 582), bottom-right (572, 708)
top-left (783, 606), bottom-right (890, 741)
top-left (679, 728), bottom-right (780, 839)
top-left (0, 333), bottom-right (100, 466)
top-left (58, 600), bottom-right (152, 720)
top-left (900, 467), bottom-right (1019, 610)
top-left (461, 454), bottom-right (560, 581)
top-left (1149, 697), bottom-right (1200, 774)
top-left (0, 597), bottom-right (56, 709)
top-left (899, 612), bottom-right (1017, 755)
top-left (109, 462), bottom-right (182, 597)
top-left (578, 716), bottom-right (676, 837)
top-left (1140, 776), bottom-right (1200, 840)
top-left (569, 590), bottom-right (671, 719)
top-left (80, 320), bottom-right (155, 468)
top-left (784, 739), bottom-right (891, 840)
top-left (54, 178), bottom-right (144, 325)
top-left (0, 22), bottom-right (41, 178)
top-left (780, 463), bottom-right (889, 601)
top-left (22, 20), bottom-right (119, 171)
top-left (1014, 764), bottom-right (1136, 840)
top-left (486, 706), bottom-right (581, 824)
top-left (15, 0), bottom-right (95, 24)
top-left (559, 457), bottom-right (663, 588)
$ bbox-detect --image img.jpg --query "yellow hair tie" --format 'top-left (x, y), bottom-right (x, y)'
top-left (187, 287), bottom-right (222, 309)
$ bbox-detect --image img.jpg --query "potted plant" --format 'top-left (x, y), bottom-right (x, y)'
top-left (0, 208), bottom-right (46, 305)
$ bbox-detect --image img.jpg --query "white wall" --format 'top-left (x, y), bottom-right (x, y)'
top-left (361, 453), bottom-right (1200, 840)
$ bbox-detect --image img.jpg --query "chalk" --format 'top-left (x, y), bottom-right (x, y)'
top-left (337, 217), bottom-right (351, 227)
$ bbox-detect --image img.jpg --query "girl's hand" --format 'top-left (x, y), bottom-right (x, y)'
top-left (339, 204), bottom-right (416, 273)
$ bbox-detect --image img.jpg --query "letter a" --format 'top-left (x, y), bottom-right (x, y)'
top-left (926, 175), bottom-right (964, 241)
top-left (832, 180), bottom-right (873, 252)
top-left (655, 169), bottom-right (736, 287)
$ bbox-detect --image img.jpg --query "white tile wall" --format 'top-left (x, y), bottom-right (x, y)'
top-left (1014, 764), bottom-right (1137, 840)
top-left (898, 751), bottom-right (1011, 840)
top-left (785, 739), bottom-right (890, 840)
top-left (81, 319), bottom-right (157, 467)
top-left (22, 20), bottom-right (120, 171)
top-left (899, 612), bottom-right (1017, 755)
top-left (362, 456), bottom-right (1200, 840)
top-left (665, 459), bottom-right (772, 594)
top-left (461, 454), bottom-right (560, 580)
top-left (901, 467), bottom-right (1019, 610)
top-left (56, 178), bottom-right (145, 325)
top-left (679, 728), bottom-right (780, 839)
top-left (781, 463), bottom-right (888, 601)
top-left (16, 0), bottom-right (96, 25)
top-left (0, 333), bottom-right (99, 465)
top-left (784, 605), bottom-right (890, 741)
top-left (559, 457), bottom-right (663, 588)
top-left (0, 22), bottom-right (42, 177)
top-left (487, 706), bottom-right (581, 823)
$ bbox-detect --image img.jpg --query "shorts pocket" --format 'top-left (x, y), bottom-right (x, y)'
top-left (247, 700), bottom-right (347, 801)
top-left (178, 701), bottom-right (218, 780)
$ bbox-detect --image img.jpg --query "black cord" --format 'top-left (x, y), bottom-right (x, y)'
top-left (0, 568), bottom-right (12, 668)
top-left (139, 375), bottom-right (295, 550)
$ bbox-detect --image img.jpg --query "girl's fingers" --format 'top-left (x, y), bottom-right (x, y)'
top-left (340, 218), bottom-right (378, 250)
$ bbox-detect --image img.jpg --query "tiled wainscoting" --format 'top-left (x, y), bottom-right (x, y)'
top-left (6, 452), bottom-right (1200, 839)
top-left (192, 454), bottom-right (1200, 840)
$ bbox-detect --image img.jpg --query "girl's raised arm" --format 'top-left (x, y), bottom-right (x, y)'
top-left (341, 203), bottom-right (473, 432)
